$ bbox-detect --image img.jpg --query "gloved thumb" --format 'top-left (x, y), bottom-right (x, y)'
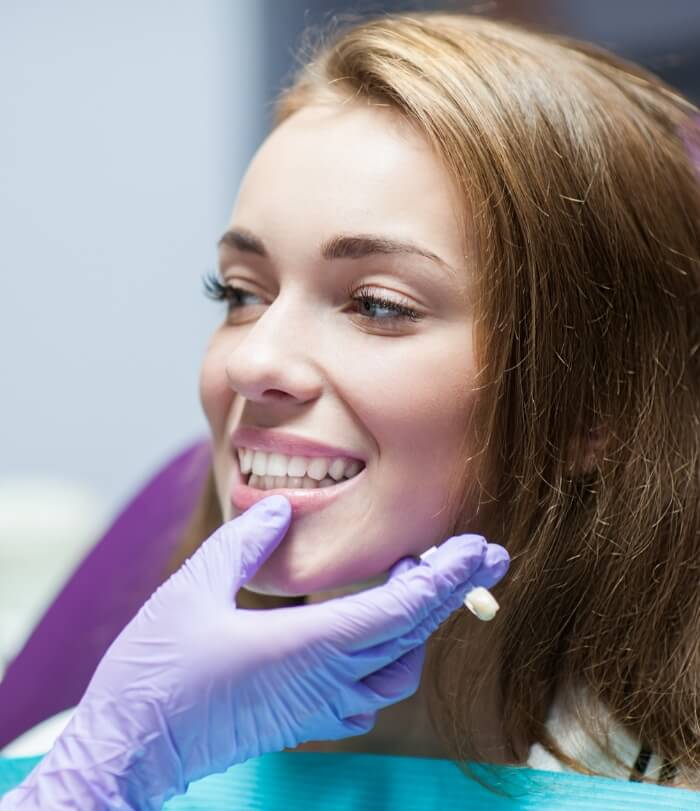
top-left (232, 495), bottom-right (293, 590)
top-left (179, 495), bottom-right (292, 600)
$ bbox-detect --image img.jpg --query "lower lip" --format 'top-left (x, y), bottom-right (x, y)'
top-left (230, 463), bottom-right (367, 517)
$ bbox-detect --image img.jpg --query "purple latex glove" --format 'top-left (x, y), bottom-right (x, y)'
top-left (1, 495), bottom-right (509, 811)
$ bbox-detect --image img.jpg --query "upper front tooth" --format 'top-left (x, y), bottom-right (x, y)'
top-left (307, 457), bottom-right (330, 481)
top-left (252, 451), bottom-right (268, 476)
top-left (267, 453), bottom-right (289, 477)
top-left (287, 456), bottom-right (307, 477)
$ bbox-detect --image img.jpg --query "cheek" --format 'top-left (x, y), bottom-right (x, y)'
top-left (366, 344), bottom-right (477, 518)
top-left (361, 342), bottom-right (476, 454)
top-left (332, 334), bottom-right (475, 512)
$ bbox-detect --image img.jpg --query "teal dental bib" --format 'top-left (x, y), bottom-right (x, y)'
top-left (1, 751), bottom-right (697, 810)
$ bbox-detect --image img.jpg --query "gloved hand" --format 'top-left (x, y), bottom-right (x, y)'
top-left (1, 495), bottom-right (509, 811)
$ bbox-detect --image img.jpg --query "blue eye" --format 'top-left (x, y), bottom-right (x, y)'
top-left (349, 285), bottom-right (421, 323)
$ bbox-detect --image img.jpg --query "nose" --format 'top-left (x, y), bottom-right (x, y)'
top-left (224, 291), bottom-right (324, 405)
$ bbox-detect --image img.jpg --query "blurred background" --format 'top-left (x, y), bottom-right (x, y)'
top-left (1, 0), bottom-right (699, 680)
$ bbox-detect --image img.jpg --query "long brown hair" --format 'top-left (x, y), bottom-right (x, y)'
top-left (172, 12), bottom-right (700, 784)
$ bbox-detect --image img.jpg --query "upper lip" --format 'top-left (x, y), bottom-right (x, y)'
top-left (231, 426), bottom-right (366, 462)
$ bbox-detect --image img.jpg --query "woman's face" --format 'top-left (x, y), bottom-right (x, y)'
top-left (200, 101), bottom-right (479, 596)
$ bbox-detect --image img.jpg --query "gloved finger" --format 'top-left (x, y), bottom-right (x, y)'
top-left (359, 642), bottom-right (426, 702)
top-left (178, 495), bottom-right (292, 600)
top-left (342, 581), bottom-right (469, 679)
top-left (231, 495), bottom-right (293, 590)
top-left (350, 545), bottom-right (508, 676)
top-left (331, 534), bottom-right (487, 653)
top-left (338, 711), bottom-right (377, 738)
top-left (324, 587), bottom-right (468, 719)
top-left (468, 543), bottom-right (509, 589)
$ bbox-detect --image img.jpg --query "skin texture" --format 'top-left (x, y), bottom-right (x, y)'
top-left (200, 100), bottom-right (477, 599)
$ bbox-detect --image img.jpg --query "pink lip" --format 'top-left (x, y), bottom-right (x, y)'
top-left (231, 426), bottom-right (366, 462)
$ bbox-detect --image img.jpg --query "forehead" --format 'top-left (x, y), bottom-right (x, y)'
top-left (231, 102), bottom-right (466, 268)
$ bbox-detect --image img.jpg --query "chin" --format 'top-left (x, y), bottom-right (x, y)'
top-left (242, 542), bottom-right (382, 598)
top-left (242, 557), bottom-right (339, 597)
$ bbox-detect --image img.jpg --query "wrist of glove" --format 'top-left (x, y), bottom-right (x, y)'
top-left (1, 688), bottom-right (183, 810)
top-left (1, 495), bottom-right (509, 810)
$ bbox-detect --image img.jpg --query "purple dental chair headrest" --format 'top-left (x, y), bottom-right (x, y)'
top-left (0, 438), bottom-right (212, 750)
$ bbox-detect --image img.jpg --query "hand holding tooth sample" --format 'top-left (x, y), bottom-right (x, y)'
top-left (420, 545), bottom-right (502, 621)
top-left (1, 496), bottom-right (509, 810)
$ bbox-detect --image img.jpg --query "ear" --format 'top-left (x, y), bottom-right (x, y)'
top-left (565, 425), bottom-right (607, 475)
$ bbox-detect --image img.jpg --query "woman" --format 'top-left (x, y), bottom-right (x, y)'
top-left (3, 9), bottom-right (700, 807)
top-left (184, 9), bottom-right (700, 787)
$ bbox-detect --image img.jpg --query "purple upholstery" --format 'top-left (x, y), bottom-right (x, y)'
top-left (0, 438), bottom-right (212, 750)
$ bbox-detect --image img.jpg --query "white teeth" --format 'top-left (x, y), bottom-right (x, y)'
top-left (237, 449), bottom-right (251, 474)
top-left (243, 449), bottom-right (254, 474)
top-left (266, 453), bottom-right (288, 477)
top-left (345, 460), bottom-right (361, 478)
top-left (328, 458), bottom-right (347, 481)
top-left (238, 447), bottom-right (365, 482)
top-left (307, 458), bottom-right (330, 481)
top-left (287, 455), bottom-right (307, 477)
top-left (252, 451), bottom-right (268, 476)
top-left (247, 474), bottom-right (349, 491)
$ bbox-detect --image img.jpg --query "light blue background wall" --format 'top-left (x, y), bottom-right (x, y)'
top-left (0, 1), bottom-right (266, 518)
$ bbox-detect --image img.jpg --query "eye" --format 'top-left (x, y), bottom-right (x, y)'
top-left (347, 284), bottom-right (422, 326)
top-left (202, 271), bottom-right (263, 311)
top-left (202, 271), bottom-right (424, 329)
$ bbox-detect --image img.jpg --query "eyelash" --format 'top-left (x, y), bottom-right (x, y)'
top-left (201, 270), bottom-right (422, 325)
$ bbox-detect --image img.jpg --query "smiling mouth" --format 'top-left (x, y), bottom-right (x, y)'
top-left (236, 448), bottom-right (366, 492)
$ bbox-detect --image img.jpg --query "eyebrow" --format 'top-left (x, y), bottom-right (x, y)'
top-left (217, 226), bottom-right (458, 278)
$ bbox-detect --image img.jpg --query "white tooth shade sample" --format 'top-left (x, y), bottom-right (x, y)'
top-left (419, 546), bottom-right (500, 621)
top-left (463, 587), bottom-right (499, 621)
